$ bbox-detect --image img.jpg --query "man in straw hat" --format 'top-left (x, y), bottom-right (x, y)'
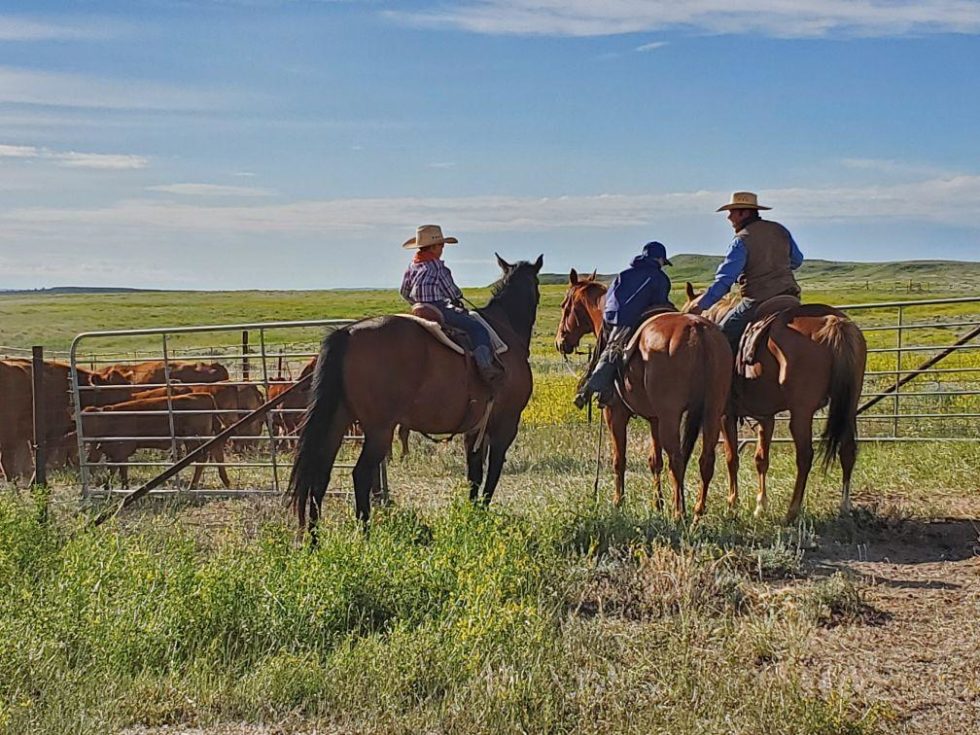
top-left (574, 240), bottom-right (674, 409)
top-left (399, 224), bottom-right (503, 385)
top-left (688, 191), bottom-right (803, 347)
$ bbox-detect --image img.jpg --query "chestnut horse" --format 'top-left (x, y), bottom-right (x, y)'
top-left (556, 269), bottom-right (733, 518)
top-left (290, 254), bottom-right (542, 529)
top-left (683, 284), bottom-right (867, 522)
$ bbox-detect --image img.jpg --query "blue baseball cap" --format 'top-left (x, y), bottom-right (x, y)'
top-left (642, 241), bottom-right (673, 266)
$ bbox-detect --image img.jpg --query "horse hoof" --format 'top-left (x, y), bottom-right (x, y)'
top-left (753, 504), bottom-right (766, 519)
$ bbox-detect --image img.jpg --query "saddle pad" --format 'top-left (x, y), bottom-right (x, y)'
top-left (737, 312), bottom-right (780, 379)
top-left (393, 313), bottom-right (508, 355)
top-left (468, 310), bottom-right (509, 355)
top-left (623, 311), bottom-right (673, 360)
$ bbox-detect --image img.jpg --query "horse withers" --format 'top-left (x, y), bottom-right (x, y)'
top-left (682, 283), bottom-right (867, 522)
top-left (556, 270), bottom-right (733, 519)
top-left (289, 254), bottom-right (543, 531)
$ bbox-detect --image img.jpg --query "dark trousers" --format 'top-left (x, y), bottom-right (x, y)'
top-left (433, 302), bottom-right (492, 351)
top-left (583, 324), bottom-right (632, 396)
top-left (719, 297), bottom-right (758, 348)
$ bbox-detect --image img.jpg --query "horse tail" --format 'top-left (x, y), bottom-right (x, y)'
top-left (680, 322), bottom-right (710, 465)
top-left (288, 327), bottom-right (351, 528)
top-left (814, 315), bottom-right (866, 472)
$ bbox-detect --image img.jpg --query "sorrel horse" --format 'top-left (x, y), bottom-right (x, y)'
top-left (556, 269), bottom-right (733, 518)
top-left (682, 284), bottom-right (867, 521)
top-left (290, 254), bottom-right (542, 529)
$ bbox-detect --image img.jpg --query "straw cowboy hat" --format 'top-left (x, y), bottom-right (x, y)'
top-left (401, 224), bottom-right (459, 249)
top-left (715, 191), bottom-right (772, 212)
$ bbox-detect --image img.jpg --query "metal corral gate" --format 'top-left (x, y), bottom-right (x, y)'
top-left (68, 318), bottom-right (386, 498)
top-left (764, 295), bottom-right (980, 443)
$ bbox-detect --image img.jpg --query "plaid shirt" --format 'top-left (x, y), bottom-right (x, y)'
top-left (400, 259), bottom-right (464, 305)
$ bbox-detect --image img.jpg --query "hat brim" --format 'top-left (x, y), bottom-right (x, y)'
top-left (401, 236), bottom-right (459, 249)
top-left (664, 257), bottom-right (674, 267)
top-left (716, 203), bottom-right (771, 212)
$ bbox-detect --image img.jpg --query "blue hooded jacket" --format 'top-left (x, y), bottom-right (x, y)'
top-left (603, 243), bottom-right (673, 327)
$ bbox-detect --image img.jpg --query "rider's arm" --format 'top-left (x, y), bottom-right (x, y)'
top-left (789, 234), bottom-right (804, 270)
top-left (435, 261), bottom-right (465, 304)
top-left (399, 269), bottom-right (414, 303)
top-left (699, 239), bottom-right (746, 310)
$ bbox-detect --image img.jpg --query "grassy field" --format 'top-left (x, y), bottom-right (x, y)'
top-left (1, 260), bottom-right (979, 734)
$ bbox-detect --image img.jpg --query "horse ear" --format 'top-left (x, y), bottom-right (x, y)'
top-left (569, 268), bottom-right (579, 285)
top-left (685, 281), bottom-right (697, 301)
top-left (589, 269), bottom-right (597, 282)
top-left (533, 254), bottom-right (543, 273)
top-left (495, 252), bottom-right (512, 271)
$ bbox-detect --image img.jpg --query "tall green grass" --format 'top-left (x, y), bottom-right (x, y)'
top-left (0, 488), bottom-right (887, 735)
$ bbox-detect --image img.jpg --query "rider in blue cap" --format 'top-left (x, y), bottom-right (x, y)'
top-left (574, 241), bottom-right (674, 408)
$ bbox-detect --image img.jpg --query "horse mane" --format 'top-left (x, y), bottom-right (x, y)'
top-left (702, 293), bottom-right (739, 323)
top-left (481, 260), bottom-right (541, 343)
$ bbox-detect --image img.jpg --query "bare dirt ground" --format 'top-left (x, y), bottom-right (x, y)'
top-left (805, 515), bottom-right (980, 733)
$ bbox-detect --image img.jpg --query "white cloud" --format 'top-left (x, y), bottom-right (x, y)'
top-left (635, 41), bottom-right (668, 52)
top-left (147, 183), bottom-right (277, 197)
top-left (55, 152), bottom-right (149, 170)
top-left (4, 176), bottom-right (980, 239)
top-left (390, 1), bottom-right (980, 38)
top-left (0, 143), bottom-right (149, 169)
top-left (0, 15), bottom-right (123, 42)
top-left (0, 143), bottom-right (38, 158)
top-left (0, 66), bottom-right (232, 111)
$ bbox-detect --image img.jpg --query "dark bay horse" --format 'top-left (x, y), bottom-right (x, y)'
top-left (290, 254), bottom-right (542, 529)
top-left (556, 270), bottom-right (733, 519)
top-left (683, 284), bottom-right (867, 522)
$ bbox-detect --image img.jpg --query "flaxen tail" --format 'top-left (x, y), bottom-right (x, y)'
top-left (288, 328), bottom-right (350, 528)
top-left (814, 316), bottom-right (867, 471)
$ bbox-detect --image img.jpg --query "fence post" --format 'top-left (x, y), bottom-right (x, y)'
top-left (31, 345), bottom-right (47, 488)
top-left (242, 330), bottom-right (250, 381)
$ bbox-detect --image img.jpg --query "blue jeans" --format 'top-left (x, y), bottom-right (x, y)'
top-left (719, 297), bottom-right (758, 348)
top-left (432, 303), bottom-right (492, 351)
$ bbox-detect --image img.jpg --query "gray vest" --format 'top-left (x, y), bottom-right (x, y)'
top-left (737, 219), bottom-right (800, 301)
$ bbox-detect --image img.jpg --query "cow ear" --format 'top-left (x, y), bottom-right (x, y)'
top-left (569, 268), bottom-right (578, 285)
top-left (495, 252), bottom-right (513, 271)
top-left (685, 281), bottom-right (697, 301)
top-left (533, 254), bottom-right (543, 273)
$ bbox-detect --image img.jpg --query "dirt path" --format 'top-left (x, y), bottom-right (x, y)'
top-left (805, 518), bottom-right (980, 733)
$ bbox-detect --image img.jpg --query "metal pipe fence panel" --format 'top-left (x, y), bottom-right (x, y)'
top-left (766, 295), bottom-right (980, 443)
top-left (68, 318), bottom-right (384, 498)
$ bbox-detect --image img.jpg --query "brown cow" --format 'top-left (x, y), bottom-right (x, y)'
top-left (81, 393), bottom-right (231, 489)
top-left (130, 382), bottom-right (265, 446)
top-left (0, 360), bottom-right (34, 480)
top-left (268, 357), bottom-right (316, 447)
top-left (122, 360), bottom-right (230, 386)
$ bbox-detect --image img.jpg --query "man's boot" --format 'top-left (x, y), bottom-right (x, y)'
top-left (473, 345), bottom-right (503, 386)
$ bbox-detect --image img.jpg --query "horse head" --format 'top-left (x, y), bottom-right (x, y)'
top-left (555, 268), bottom-right (606, 355)
top-left (486, 253), bottom-right (544, 343)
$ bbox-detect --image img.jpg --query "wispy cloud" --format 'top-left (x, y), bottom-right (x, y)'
top-left (635, 41), bottom-right (668, 52)
top-left (0, 143), bottom-right (38, 158)
top-left (5, 176), bottom-right (980, 238)
top-left (0, 66), bottom-right (232, 111)
top-left (56, 152), bottom-right (148, 170)
top-left (390, 1), bottom-right (980, 38)
top-left (0, 15), bottom-right (124, 42)
top-left (147, 183), bottom-right (277, 197)
top-left (0, 143), bottom-right (148, 170)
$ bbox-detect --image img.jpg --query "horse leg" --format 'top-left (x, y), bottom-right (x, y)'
top-left (839, 424), bottom-right (857, 515)
top-left (659, 413), bottom-right (686, 521)
top-left (722, 413), bottom-right (739, 511)
top-left (606, 403), bottom-right (630, 507)
top-left (753, 416), bottom-right (776, 518)
top-left (307, 408), bottom-right (352, 535)
top-left (693, 410), bottom-right (723, 519)
top-left (352, 430), bottom-right (393, 524)
top-left (398, 425), bottom-right (411, 461)
top-left (647, 418), bottom-right (664, 511)
top-left (785, 411), bottom-right (816, 523)
top-left (480, 421), bottom-right (519, 505)
top-left (465, 432), bottom-right (489, 502)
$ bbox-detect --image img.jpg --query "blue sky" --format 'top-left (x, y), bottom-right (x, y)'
top-left (0, 1), bottom-right (978, 290)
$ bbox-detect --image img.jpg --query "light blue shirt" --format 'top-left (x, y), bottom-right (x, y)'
top-left (699, 233), bottom-right (803, 310)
